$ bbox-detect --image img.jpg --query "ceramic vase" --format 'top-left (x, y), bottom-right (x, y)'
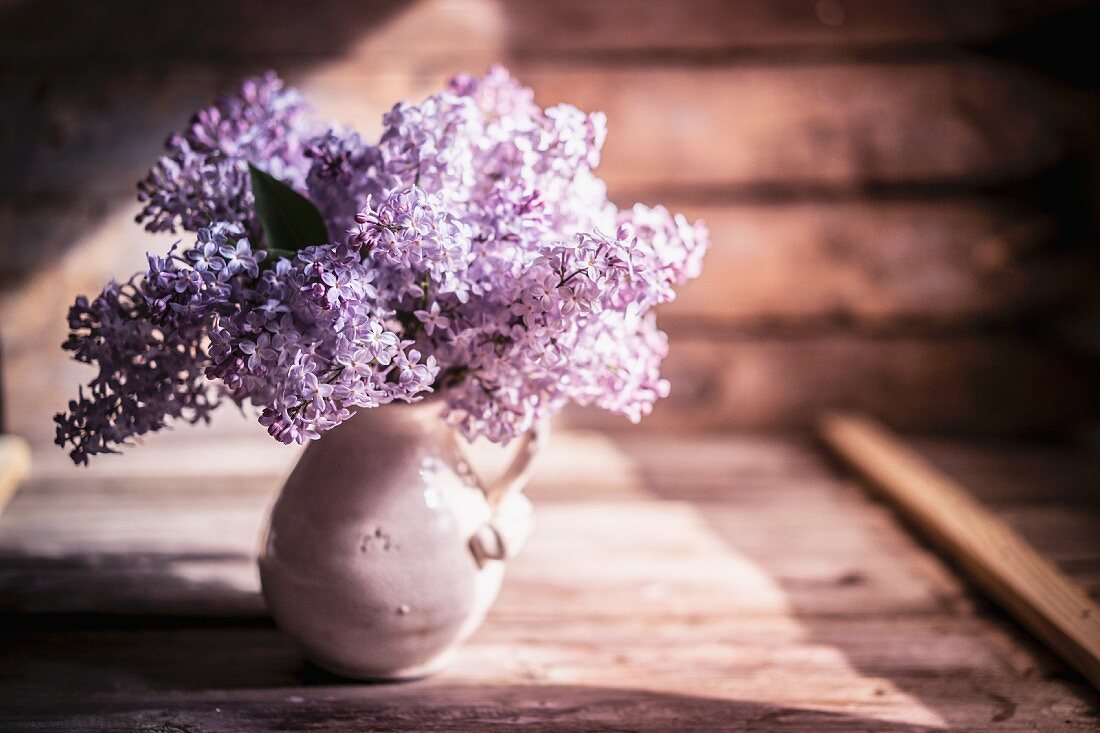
top-left (258, 399), bottom-right (541, 680)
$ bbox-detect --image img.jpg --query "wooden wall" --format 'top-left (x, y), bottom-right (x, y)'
top-left (1, 0), bottom-right (1098, 446)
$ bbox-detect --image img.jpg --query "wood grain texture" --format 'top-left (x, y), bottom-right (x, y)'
top-left (0, 0), bottom-right (1087, 64)
top-left (305, 60), bottom-right (1068, 196)
top-left (915, 438), bottom-right (1100, 601)
top-left (0, 616), bottom-right (1095, 732)
top-left (5, 197), bottom-right (1060, 328)
top-left (913, 438), bottom-right (1100, 507)
top-left (567, 335), bottom-right (1096, 435)
top-left (663, 201), bottom-right (1057, 329)
top-left (820, 413), bottom-right (1100, 690)
top-left (3, 60), bottom-right (1066, 198)
top-left (501, 0), bottom-right (1093, 54)
top-left (1, 432), bottom-right (1098, 730)
top-left (0, 0), bottom-right (1094, 446)
top-left (0, 668), bottom-right (1092, 732)
top-left (0, 435), bottom-right (966, 619)
top-left (9, 274), bottom-right (1092, 447)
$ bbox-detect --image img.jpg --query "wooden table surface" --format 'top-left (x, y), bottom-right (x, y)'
top-left (0, 430), bottom-right (1097, 731)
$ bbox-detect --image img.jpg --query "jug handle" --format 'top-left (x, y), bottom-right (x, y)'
top-left (462, 422), bottom-right (545, 567)
top-left (483, 422), bottom-right (545, 508)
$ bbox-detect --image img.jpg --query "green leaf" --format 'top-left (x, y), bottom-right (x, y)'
top-left (248, 163), bottom-right (329, 252)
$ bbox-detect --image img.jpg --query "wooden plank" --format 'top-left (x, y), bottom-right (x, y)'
top-left (0, 433), bottom-right (969, 617)
top-left (819, 412), bottom-right (1100, 690)
top-left (22, 428), bottom-right (844, 500)
top-left (0, 69), bottom-right (253, 199)
top-left (0, 669), bottom-right (1093, 731)
top-left (307, 60), bottom-right (1067, 195)
top-left (0, 617), bottom-right (1033, 691)
top-left (914, 438), bottom-right (1100, 508)
top-left (0, 0), bottom-right (501, 65)
top-left (501, 0), bottom-right (1094, 54)
top-left (0, 615), bottom-right (1095, 731)
top-left (663, 200), bottom-right (1057, 329)
top-left (4, 197), bottom-right (1062, 329)
top-left (9, 332), bottom-right (1094, 452)
top-left (1, 431), bottom-right (1096, 728)
top-left (0, 0), bottom-right (1089, 63)
top-left (566, 335), bottom-right (1096, 435)
top-left (0, 685), bottom-right (1092, 733)
top-left (4, 60), bottom-right (1065, 198)
top-left (912, 439), bottom-right (1100, 600)
top-left (501, 499), bottom-right (966, 619)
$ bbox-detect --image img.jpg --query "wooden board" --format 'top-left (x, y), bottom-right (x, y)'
top-left (4, 196), bottom-right (1062, 328)
top-left (820, 414), bottom-right (1100, 690)
top-left (1, 432), bottom-right (1097, 730)
top-left (566, 334), bottom-right (1096, 435)
top-left (0, 434), bottom-right (965, 619)
top-left (915, 439), bottom-right (1100, 603)
top-left (0, 617), bottom-right (1095, 732)
top-left (0, 0), bottom-right (1093, 451)
top-left (523, 62), bottom-right (1065, 195)
top-left (502, 0), bottom-right (1093, 55)
top-left (662, 200), bottom-right (1058, 329)
top-left (3, 196), bottom-right (1063, 327)
top-left (3, 60), bottom-right (1065, 198)
top-left (0, 0), bottom-right (1089, 62)
top-left (0, 642), bottom-right (1092, 733)
top-left (225, 60), bottom-right (1070, 197)
top-left (4, 195), bottom-right (1091, 447)
top-left (7, 332), bottom-right (1092, 452)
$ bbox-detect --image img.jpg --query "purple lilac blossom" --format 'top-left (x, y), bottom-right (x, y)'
top-left (304, 129), bottom-right (395, 236)
top-left (136, 72), bottom-right (317, 243)
top-left (57, 67), bottom-right (709, 463)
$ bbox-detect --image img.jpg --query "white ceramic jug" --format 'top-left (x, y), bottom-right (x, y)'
top-left (258, 399), bottom-right (541, 679)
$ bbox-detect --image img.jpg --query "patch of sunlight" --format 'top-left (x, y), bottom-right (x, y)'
top-left (299, 0), bottom-right (508, 136)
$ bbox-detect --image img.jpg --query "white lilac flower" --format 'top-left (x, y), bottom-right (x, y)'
top-left (56, 67), bottom-right (710, 463)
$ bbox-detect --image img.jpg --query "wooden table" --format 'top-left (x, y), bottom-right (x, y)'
top-left (0, 431), bottom-right (1097, 731)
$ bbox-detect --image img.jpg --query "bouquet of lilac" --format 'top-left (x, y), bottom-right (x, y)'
top-left (55, 68), bottom-right (708, 464)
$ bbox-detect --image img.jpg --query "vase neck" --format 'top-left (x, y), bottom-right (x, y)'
top-left (340, 396), bottom-right (449, 441)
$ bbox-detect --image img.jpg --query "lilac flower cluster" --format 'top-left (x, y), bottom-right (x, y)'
top-left (136, 72), bottom-right (316, 242)
top-left (56, 67), bottom-right (709, 463)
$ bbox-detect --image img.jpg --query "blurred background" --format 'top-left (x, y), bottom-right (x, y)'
top-left (2, 0), bottom-right (1099, 459)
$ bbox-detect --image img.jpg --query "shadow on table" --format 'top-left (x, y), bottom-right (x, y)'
top-left (1, 617), bottom-right (945, 729)
top-left (224, 683), bottom-right (959, 732)
top-left (0, 549), bottom-right (265, 619)
top-left (603, 434), bottom-right (1099, 729)
top-left (0, 672), bottom-right (952, 733)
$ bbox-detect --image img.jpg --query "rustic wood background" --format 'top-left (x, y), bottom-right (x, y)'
top-left (2, 5), bottom-right (1099, 727)
top-left (2, 0), bottom-right (1099, 447)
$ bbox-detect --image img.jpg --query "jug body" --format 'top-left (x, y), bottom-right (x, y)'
top-left (258, 400), bottom-right (536, 679)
